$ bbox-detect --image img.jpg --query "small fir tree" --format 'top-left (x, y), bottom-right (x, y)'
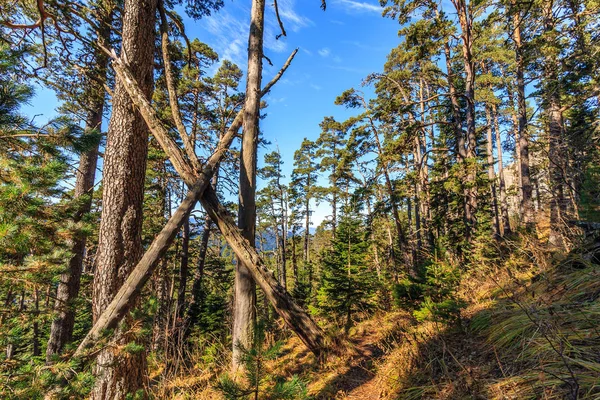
top-left (316, 203), bottom-right (376, 334)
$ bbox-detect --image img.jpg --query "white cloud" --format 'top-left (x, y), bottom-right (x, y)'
top-left (275, 0), bottom-right (313, 32)
top-left (202, 1), bottom-right (312, 68)
top-left (318, 47), bottom-right (331, 57)
top-left (333, 0), bottom-right (382, 13)
top-left (310, 83), bottom-right (322, 90)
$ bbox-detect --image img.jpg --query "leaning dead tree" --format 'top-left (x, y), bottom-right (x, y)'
top-left (73, 46), bottom-right (328, 360)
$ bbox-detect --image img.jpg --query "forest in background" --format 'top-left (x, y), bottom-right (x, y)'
top-left (0, 0), bottom-right (599, 398)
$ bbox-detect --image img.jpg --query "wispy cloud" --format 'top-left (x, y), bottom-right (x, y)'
top-left (333, 0), bottom-right (382, 13)
top-left (202, 0), bottom-right (312, 68)
top-left (310, 83), bottom-right (322, 90)
top-left (318, 47), bottom-right (331, 57)
top-left (275, 0), bottom-right (313, 32)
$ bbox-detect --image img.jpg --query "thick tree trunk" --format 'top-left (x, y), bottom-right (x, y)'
top-left (233, 0), bottom-right (265, 372)
top-left (46, 3), bottom-right (113, 363)
top-left (72, 45), bottom-right (298, 365)
top-left (90, 0), bottom-right (157, 397)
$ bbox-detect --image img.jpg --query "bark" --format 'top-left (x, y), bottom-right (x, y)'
top-left (33, 287), bottom-right (40, 357)
top-left (73, 48), bottom-right (298, 360)
top-left (200, 186), bottom-right (327, 356)
top-left (485, 106), bottom-right (501, 235)
top-left (90, 0), bottom-right (157, 397)
top-left (46, 3), bottom-right (113, 363)
top-left (492, 104), bottom-right (511, 235)
top-left (279, 181), bottom-right (288, 289)
top-left (233, 0), bottom-right (265, 372)
top-left (443, 39), bottom-right (474, 239)
top-left (304, 193), bottom-right (311, 263)
top-left (512, 2), bottom-right (535, 228)
top-left (452, 0), bottom-right (478, 238)
top-left (291, 229), bottom-right (298, 282)
top-left (174, 216), bottom-right (190, 344)
top-left (186, 215), bottom-right (211, 327)
top-left (544, 1), bottom-right (567, 247)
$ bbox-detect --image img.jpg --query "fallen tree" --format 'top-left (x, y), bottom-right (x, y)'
top-left (73, 47), bottom-right (327, 360)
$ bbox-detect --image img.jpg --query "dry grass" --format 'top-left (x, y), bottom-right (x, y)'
top-left (150, 234), bottom-right (600, 400)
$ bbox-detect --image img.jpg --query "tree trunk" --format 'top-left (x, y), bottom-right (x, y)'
top-left (90, 0), bottom-right (157, 397)
top-left (291, 229), bottom-right (298, 282)
top-left (512, 2), bottom-right (535, 229)
top-left (485, 106), bottom-right (501, 235)
top-left (233, 0), bottom-right (265, 373)
top-left (279, 183), bottom-right (287, 289)
top-left (304, 193), bottom-right (311, 263)
top-left (544, 0), bottom-right (567, 247)
top-left (453, 0), bottom-right (478, 239)
top-left (32, 287), bottom-right (40, 357)
top-left (46, 3), bottom-right (113, 363)
top-left (200, 186), bottom-right (327, 356)
top-left (72, 45), bottom-right (298, 365)
top-left (492, 104), bottom-right (511, 235)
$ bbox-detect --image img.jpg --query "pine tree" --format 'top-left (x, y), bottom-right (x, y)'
top-left (290, 138), bottom-right (321, 285)
top-left (316, 203), bottom-right (375, 334)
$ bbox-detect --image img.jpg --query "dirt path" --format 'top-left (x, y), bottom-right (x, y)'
top-left (309, 314), bottom-right (410, 400)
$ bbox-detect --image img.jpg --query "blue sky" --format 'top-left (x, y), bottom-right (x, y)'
top-left (23, 0), bottom-right (402, 226)
top-left (185, 0), bottom-right (401, 224)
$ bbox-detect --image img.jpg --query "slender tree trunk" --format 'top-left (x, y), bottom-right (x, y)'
top-left (453, 0), bottom-right (478, 238)
top-left (492, 104), bottom-right (511, 235)
top-left (291, 230), bottom-right (298, 282)
top-left (443, 40), bottom-right (473, 240)
top-left (177, 217), bottom-right (190, 317)
top-left (279, 183), bottom-right (287, 289)
top-left (46, 3), bottom-right (113, 363)
top-left (544, 0), bottom-right (567, 247)
top-left (91, 0), bottom-right (157, 396)
top-left (233, 0), bottom-right (264, 372)
top-left (171, 215), bottom-right (190, 356)
top-left (512, 3), bottom-right (535, 229)
top-left (485, 106), bottom-right (501, 235)
top-left (304, 194), bottom-right (310, 263)
top-left (186, 215), bottom-right (211, 327)
top-left (200, 187), bottom-right (327, 356)
top-left (32, 287), bottom-right (40, 357)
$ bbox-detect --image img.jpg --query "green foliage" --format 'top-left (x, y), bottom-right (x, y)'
top-left (291, 279), bottom-right (311, 308)
top-left (393, 260), bottom-right (464, 324)
top-left (216, 322), bottom-right (308, 400)
top-left (188, 256), bottom-right (233, 336)
top-left (316, 206), bottom-right (376, 333)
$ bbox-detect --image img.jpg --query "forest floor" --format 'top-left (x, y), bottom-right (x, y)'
top-left (157, 234), bottom-right (600, 399)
